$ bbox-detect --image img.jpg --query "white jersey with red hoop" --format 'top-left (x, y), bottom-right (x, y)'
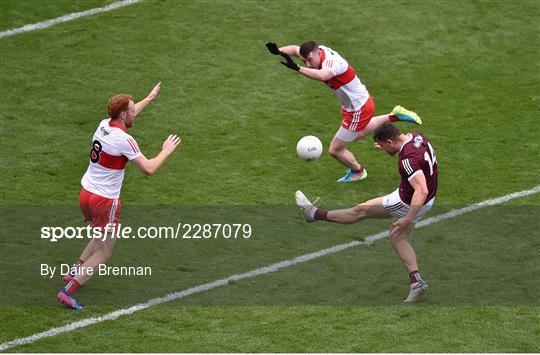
top-left (319, 45), bottom-right (369, 112)
top-left (81, 119), bottom-right (142, 199)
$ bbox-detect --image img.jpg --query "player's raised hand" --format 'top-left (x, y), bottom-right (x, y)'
top-left (147, 82), bottom-right (161, 101)
top-left (266, 42), bottom-right (300, 71)
top-left (162, 134), bottom-right (181, 154)
top-left (265, 42), bottom-right (281, 55)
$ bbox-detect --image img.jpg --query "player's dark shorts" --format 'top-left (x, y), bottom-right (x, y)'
top-left (79, 188), bottom-right (121, 230)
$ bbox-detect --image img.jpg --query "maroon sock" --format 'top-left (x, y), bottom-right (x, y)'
top-left (64, 280), bottom-right (81, 294)
top-left (389, 115), bottom-right (398, 122)
top-left (314, 208), bottom-right (328, 221)
top-left (408, 270), bottom-right (422, 284)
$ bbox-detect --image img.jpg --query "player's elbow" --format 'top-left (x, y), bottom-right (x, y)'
top-left (415, 186), bottom-right (429, 198)
top-left (138, 164), bottom-right (156, 176)
top-left (142, 166), bottom-right (158, 176)
top-left (320, 72), bottom-right (334, 81)
top-left (133, 157), bottom-right (155, 176)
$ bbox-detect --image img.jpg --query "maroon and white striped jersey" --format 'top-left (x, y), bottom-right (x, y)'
top-left (81, 119), bottom-right (142, 199)
top-left (398, 132), bottom-right (438, 205)
top-left (319, 45), bottom-right (369, 112)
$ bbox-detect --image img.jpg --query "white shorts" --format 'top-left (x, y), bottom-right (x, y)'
top-left (335, 126), bottom-right (361, 143)
top-left (383, 189), bottom-right (435, 223)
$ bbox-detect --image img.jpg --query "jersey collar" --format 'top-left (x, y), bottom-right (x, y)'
top-left (108, 119), bottom-right (126, 132)
top-left (399, 133), bottom-right (413, 153)
top-left (318, 48), bottom-right (325, 69)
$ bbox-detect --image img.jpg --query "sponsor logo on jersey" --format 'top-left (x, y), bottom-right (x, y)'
top-left (413, 135), bottom-right (423, 148)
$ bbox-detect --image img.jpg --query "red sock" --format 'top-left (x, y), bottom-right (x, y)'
top-left (314, 208), bottom-right (328, 221)
top-left (65, 280), bottom-right (81, 294)
top-left (409, 270), bottom-right (422, 284)
top-left (389, 115), bottom-right (398, 122)
top-left (354, 165), bottom-right (364, 174)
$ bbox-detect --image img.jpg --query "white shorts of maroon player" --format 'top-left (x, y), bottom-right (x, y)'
top-left (383, 189), bottom-right (435, 223)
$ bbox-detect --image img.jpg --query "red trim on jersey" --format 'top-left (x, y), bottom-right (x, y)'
top-left (98, 150), bottom-right (128, 170)
top-left (108, 119), bottom-right (126, 132)
top-left (325, 65), bottom-right (356, 90)
top-left (126, 138), bottom-right (139, 153)
top-left (318, 48), bottom-right (325, 69)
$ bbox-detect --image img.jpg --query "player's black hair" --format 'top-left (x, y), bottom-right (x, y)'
top-left (373, 122), bottom-right (401, 141)
top-left (300, 41), bottom-right (319, 58)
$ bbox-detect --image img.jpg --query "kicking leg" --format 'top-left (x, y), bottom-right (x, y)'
top-left (327, 197), bottom-right (388, 224)
top-left (295, 192), bottom-right (388, 224)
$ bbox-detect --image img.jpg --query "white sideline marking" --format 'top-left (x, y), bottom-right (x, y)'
top-left (0, 0), bottom-right (142, 39)
top-left (1, 185), bottom-right (539, 351)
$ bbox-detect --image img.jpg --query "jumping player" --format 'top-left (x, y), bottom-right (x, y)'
top-left (295, 123), bottom-right (438, 302)
top-left (266, 41), bottom-right (422, 182)
top-left (57, 82), bottom-right (182, 310)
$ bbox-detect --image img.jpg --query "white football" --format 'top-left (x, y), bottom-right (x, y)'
top-left (296, 135), bottom-right (323, 161)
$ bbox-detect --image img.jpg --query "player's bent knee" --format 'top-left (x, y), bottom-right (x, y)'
top-left (390, 232), bottom-right (410, 243)
top-left (328, 144), bottom-right (342, 158)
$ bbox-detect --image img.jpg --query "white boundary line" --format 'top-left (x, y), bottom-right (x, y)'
top-left (1, 185), bottom-right (539, 351)
top-left (0, 0), bottom-right (142, 39)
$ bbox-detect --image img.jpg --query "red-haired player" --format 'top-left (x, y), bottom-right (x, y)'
top-left (57, 82), bottom-right (181, 310)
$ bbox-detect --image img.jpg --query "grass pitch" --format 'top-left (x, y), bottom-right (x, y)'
top-left (1, 0), bottom-right (539, 352)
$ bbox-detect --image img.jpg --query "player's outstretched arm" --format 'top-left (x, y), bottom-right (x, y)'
top-left (265, 42), bottom-right (301, 57)
top-left (298, 67), bottom-right (334, 81)
top-left (134, 82), bottom-right (161, 118)
top-left (132, 134), bottom-right (181, 176)
top-left (278, 45), bottom-right (300, 57)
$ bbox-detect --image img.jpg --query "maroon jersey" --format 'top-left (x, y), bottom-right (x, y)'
top-left (398, 132), bottom-right (438, 205)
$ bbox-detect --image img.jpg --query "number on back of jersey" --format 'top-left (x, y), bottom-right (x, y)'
top-left (90, 140), bottom-right (102, 163)
top-left (424, 142), bottom-right (437, 176)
